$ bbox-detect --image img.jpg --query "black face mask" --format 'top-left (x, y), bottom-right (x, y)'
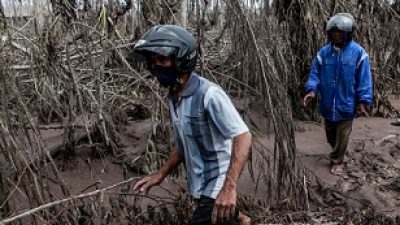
top-left (150, 66), bottom-right (178, 87)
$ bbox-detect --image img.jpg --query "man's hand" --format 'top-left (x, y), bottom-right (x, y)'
top-left (133, 173), bottom-right (163, 193)
top-left (212, 185), bottom-right (237, 224)
top-left (133, 147), bottom-right (182, 194)
top-left (303, 91), bottom-right (316, 107)
top-left (357, 103), bottom-right (369, 117)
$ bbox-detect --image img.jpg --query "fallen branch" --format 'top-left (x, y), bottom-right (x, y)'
top-left (38, 124), bottom-right (86, 130)
top-left (0, 176), bottom-right (140, 225)
top-left (11, 65), bottom-right (34, 70)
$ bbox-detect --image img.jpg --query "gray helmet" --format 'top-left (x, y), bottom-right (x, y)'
top-left (133, 25), bottom-right (198, 74)
top-left (326, 13), bottom-right (356, 33)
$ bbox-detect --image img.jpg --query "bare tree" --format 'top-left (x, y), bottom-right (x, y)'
top-left (180, 0), bottom-right (188, 27)
top-left (0, 1), bottom-right (400, 224)
top-left (0, 0), bottom-right (5, 30)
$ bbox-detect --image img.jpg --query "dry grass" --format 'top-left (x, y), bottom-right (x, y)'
top-left (0, 0), bottom-right (399, 224)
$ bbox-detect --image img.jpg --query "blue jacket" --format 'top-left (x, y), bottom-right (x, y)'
top-left (305, 40), bottom-right (373, 121)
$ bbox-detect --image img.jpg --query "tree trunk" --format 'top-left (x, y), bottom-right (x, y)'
top-left (83, 0), bottom-right (92, 12)
top-left (0, 0), bottom-right (6, 30)
top-left (131, 1), bottom-right (136, 37)
top-left (180, 0), bottom-right (188, 27)
top-left (33, 0), bottom-right (46, 33)
top-left (264, 0), bottom-right (270, 16)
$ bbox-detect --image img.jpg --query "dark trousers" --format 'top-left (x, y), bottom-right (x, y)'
top-left (187, 196), bottom-right (240, 225)
top-left (324, 119), bottom-right (353, 164)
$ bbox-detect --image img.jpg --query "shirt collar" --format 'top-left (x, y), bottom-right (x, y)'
top-left (330, 40), bottom-right (353, 50)
top-left (179, 72), bottom-right (200, 97)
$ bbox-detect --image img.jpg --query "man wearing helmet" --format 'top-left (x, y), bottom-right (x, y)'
top-left (132, 25), bottom-right (252, 225)
top-left (303, 13), bottom-right (373, 175)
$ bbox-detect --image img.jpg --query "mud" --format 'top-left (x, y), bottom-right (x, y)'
top-left (4, 97), bottom-right (400, 224)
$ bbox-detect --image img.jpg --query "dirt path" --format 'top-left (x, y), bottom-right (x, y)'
top-left (296, 117), bottom-right (400, 214)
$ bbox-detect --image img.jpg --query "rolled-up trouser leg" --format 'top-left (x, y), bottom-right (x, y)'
top-left (326, 120), bottom-right (353, 164)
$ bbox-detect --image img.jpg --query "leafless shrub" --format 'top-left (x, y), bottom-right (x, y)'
top-left (1, 0), bottom-right (399, 224)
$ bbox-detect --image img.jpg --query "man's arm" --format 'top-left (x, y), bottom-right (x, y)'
top-left (303, 52), bottom-right (322, 107)
top-left (305, 52), bottom-right (323, 95)
top-left (356, 51), bottom-right (373, 106)
top-left (212, 131), bottom-right (252, 224)
top-left (203, 87), bottom-right (252, 223)
top-left (133, 146), bottom-right (182, 193)
top-left (355, 50), bottom-right (373, 117)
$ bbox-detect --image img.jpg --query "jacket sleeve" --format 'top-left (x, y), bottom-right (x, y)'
top-left (305, 52), bottom-right (322, 95)
top-left (355, 51), bottom-right (373, 106)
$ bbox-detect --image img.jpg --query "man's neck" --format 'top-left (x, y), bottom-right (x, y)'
top-left (174, 74), bottom-right (189, 95)
top-left (333, 43), bottom-right (344, 49)
top-left (172, 74), bottom-right (189, 103)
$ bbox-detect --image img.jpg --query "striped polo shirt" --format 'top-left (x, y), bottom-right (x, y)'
top-left (168, 73), bottom-right (249, 199)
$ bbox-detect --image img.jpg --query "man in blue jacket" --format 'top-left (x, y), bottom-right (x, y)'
top-left (303, 13), bottom-right (373, 175)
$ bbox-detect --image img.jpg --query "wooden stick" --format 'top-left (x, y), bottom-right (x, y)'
top-left (0, 176), bottom-right (140, 225)
top-left (38, 124), bottom-right (85, 130)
